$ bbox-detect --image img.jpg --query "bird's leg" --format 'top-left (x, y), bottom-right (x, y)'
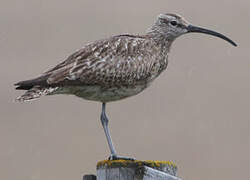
top-left (101, 102), bottom-right (117, 157)
top-left (100, 103), bottom-right (135, 161)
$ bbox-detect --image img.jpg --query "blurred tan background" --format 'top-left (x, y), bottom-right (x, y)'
top-left (1, 0), bottom-right (249, 179)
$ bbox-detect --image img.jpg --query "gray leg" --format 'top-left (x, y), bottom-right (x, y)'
top-left (101, 103), bottom-right (117, 158)
top-left (100, 103), bottom-right (135, 160)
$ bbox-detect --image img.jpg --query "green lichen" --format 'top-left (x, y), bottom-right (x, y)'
top-left (97, 159), bottom-right (177, 169)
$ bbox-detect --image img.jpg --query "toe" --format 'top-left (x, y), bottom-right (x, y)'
top-left (108, 155), bottom-right (135, 161)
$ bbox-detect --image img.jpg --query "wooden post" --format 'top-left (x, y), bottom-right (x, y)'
top-left (95, 160), bottom-right (182, 180)
top-left (83, 174), bottom-right (96, 180)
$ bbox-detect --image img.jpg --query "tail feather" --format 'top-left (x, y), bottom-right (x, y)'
top-left (15, 75), bottom-right (49, 90)
top-left (15, 86), bottom-right (58, 102)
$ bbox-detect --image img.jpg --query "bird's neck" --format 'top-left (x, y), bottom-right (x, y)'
top-left (146, 31), bottom-right (174, 52)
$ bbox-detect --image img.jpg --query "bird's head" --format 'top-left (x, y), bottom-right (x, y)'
top-left (148, 13), bottom-right (237, 46)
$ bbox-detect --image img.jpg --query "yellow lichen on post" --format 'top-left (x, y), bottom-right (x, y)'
top-left (97, 159), bottom-right (177, 171)
top-left (96, 160), bottom-right (179, 179)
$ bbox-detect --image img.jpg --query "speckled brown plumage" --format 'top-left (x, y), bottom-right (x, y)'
top-left (15, 30), bottom-right (171, 102)
top-left (15, 13), bottom-right (236, 102)
top-left (14, 13), bottom-right (237, 160)
top-left (46, 35), bottom-right (169, 86)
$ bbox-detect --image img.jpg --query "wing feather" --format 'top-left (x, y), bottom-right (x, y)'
top-left (20, 35), bottom-right (161, 89)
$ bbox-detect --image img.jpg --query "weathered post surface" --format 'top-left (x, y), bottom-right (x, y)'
top-left (83, 174), bottom-right (97, 180)
top-left (94, 160), bottom-right (182, 180)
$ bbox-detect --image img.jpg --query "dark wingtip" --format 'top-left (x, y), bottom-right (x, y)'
top-left (15, 85), bottom-right (33, 90)
top-left (14, 75), bottom-right (49, 90)
top-left (14, 81), bottom-right (33, 90)
top-left (14, 82), bottom-right (20, 86)
top-left (14, 82), bottom-right (21, 89)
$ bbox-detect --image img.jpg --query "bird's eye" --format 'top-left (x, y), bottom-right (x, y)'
top-left (170, 21), bottom-right (178, 26)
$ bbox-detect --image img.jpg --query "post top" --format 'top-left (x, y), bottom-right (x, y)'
top-left (97, 160), bottom-right (177, 169)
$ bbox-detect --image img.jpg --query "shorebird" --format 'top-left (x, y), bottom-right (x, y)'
top-left (15, 13), bottom-right (237, 160)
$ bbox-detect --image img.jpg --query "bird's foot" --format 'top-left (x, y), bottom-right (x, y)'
top-left (108, 154), bottom-right (135, 161)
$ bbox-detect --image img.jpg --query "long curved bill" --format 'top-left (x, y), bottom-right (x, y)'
top-left (187, 25), bottom-right (237, 47)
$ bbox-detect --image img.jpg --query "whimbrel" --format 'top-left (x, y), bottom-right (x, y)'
top-left (15, 13), bottom-right (237, 160)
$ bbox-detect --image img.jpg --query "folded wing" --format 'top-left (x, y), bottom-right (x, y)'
top-left (15, 35), bottom-right (156, 91)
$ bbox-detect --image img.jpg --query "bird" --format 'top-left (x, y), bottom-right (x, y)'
top-left (15, 13), bottom-right (237, 160)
